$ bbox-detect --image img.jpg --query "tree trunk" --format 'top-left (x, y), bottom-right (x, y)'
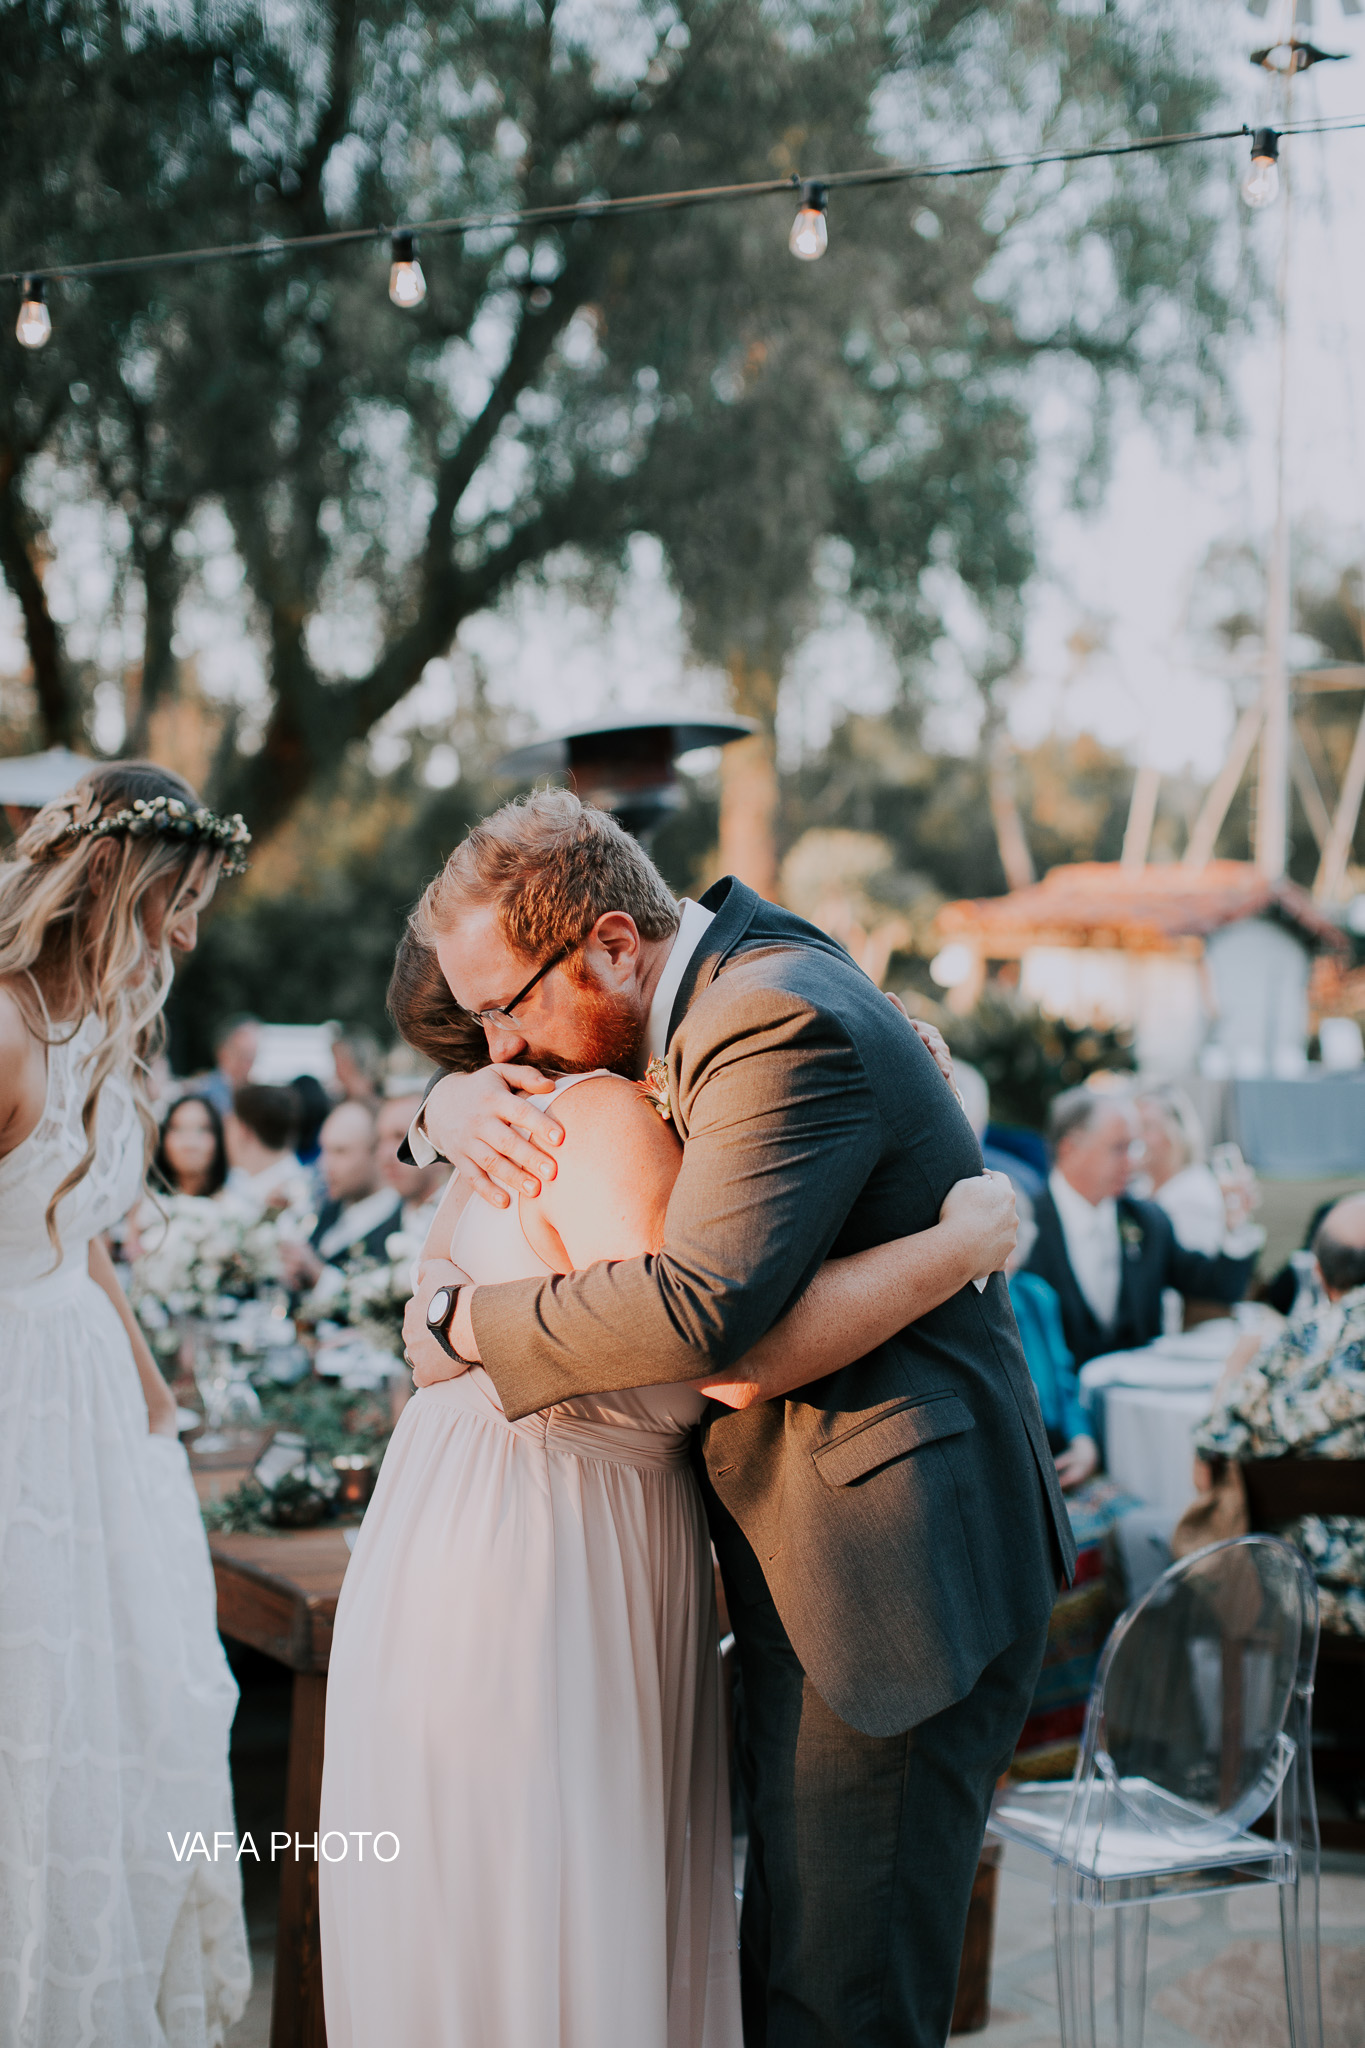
top-left (0, 449), bottom-right (75, 748)
top-left (718, 650), bottom-right (780, 900)
top-left (987, 728), bottom-right (1035, 893)
top-left (125, 521), bottom-right (184, 757)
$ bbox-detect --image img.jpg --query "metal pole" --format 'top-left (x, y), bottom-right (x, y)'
top-left (1256, 5), bottom-right (1297, 877)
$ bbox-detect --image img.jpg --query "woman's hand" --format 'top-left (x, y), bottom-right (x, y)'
top-left (938, 1169), bottom-right (1017, 1279)
top-left (1054, 1433), bottom-right (1099, 1491)
top-left (418, 1066), bottom-right (563, 1208)
top-left (145, 1377), bottom-right (181, 1438)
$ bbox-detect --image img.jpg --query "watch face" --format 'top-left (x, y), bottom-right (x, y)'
top-left (426, 1287), bottom-right (452, 1330)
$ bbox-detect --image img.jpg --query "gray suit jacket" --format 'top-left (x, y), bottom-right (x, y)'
top-left (473, 879), bottom-right (1075, 1736)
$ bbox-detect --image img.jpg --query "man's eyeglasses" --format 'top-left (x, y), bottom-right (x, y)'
top-left (467, 939), bottom-right (580, 1032)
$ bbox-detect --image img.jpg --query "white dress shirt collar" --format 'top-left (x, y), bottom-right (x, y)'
top-left (645, 898), bottom-right (716, 1064)
top-left (1048, 1167), bottom-right (1122, 1330)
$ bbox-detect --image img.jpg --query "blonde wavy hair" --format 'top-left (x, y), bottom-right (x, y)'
top-left (1, 762), bottom-right (228, 1255)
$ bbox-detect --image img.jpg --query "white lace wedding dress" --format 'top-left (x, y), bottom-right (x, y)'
top-left (319, 1070), bottom-right (742, 2047)
top-left (0, 1013), bottom-right (250, 2046)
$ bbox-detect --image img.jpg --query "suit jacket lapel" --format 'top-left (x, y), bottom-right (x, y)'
top-left (1114, 1196), bottom-right (1155, 1342)
top-left (666, 876), bottom-right (761, 1047)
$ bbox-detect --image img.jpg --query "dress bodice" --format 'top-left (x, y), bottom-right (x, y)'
top-left (447, 1071), bottom-right (706, 1443)
top-left (0, 1011), bottom-right (144, 1290)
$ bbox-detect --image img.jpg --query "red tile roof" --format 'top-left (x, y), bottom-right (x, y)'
top-left (937, 861), bottom-right (1345, 956)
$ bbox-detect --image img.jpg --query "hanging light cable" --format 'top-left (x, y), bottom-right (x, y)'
top-left (388, 230), bottom-right (427, 308)
top-left (15, 275), bottom-right (51, 349)
top-left (788, 181), bottom-right (828, 260)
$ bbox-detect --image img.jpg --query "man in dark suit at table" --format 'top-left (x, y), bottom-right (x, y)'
top-left (1026, 1087), bottom-right (1261, 1369)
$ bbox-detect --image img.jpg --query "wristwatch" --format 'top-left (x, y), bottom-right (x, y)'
top-left (425, 1284), bottom-right (475, 1365)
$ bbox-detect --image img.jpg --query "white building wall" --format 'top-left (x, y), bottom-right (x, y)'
top-left (1203, 917), bottom-right (1311, 1076)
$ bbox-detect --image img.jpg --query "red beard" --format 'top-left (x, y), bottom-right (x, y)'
top-left (542, 961), bottom-right (644, 1078)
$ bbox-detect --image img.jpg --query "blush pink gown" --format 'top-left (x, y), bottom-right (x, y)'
top-left (319, 1073), bottom-right (741, 2047)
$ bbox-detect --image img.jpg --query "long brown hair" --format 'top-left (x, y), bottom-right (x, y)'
top-left (1, 762), bottom-right (227, 1251)
top-left (387, 924), bottom-right (491, 1074)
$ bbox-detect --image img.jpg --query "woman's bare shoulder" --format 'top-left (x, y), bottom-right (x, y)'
top-left (526, 1074), bottom-right (680, 1268)
top-left (551, 1072), bottom-right (678, 1151)
top-left (0, 979), bottom-right (38, 1061)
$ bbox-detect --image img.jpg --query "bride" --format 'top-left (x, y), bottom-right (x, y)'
top-left (0, 764), bottom-right (253, 2047)
top-left (318, 939), bottom-right (1016, 2048)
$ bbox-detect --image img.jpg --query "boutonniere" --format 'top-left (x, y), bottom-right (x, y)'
top-left (1120, 1217), bottom-right (1144, 1259)
top-left (638, 1055), bottom-right (672, 1123)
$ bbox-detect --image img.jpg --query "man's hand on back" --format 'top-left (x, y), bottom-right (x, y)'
top-left (404, 1258), bottom-right (476, 1385)
top-left (420, 1064), bottom-right (564, 1207)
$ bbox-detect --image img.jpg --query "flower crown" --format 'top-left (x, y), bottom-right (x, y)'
top-left (28, 792), bottom-right (252, 877)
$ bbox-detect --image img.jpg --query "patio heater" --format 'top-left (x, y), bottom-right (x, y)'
top-left (495, 712), bottom-right (756, 848)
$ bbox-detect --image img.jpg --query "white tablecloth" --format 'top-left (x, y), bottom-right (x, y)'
top-left (1079, 1324), bottom-right (1240, 1518)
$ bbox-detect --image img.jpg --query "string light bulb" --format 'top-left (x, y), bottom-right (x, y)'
top-left (1242, 127), bottom-right (1281, 209)
top-left (15, 275), bottom-right (51, 350)
top-left (388, 231), bottom-right (427, 309)
top-left (788, 181), bottom-right (828, 261)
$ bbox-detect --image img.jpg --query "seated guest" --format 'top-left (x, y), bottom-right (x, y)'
top-left (1135, 1085), bottom-right (1258, 1257)
top-left (152, 1094), bottom-right (228, 1199)
top-left (279, 1100), bottom-right (401, 1292)
top-left (199, 1013), bottom-right (260, 1118)
top-left (1006, 1193), bottom-right (1132, 1779)
top-left (225, 1082), bottom-right (312, 1214)
top-left (1027, 1087), bottom-right (1260, 1368)
top-left (376, 1092), bottom-right (450, 1241)
top-left (1007, 1194), bottom-right (1098, 1491)
top-left (954, 1060), bottom-right (1045, 1203)
top-left (1192, 1193), bottom-right (1365, 1637)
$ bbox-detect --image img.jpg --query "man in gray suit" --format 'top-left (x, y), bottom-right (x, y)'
top-left (402, 792), bottom-right (1074, 2047)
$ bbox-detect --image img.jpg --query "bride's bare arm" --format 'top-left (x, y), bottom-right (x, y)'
top-left (698, 1172), bottom-right (1016, 1410)
top-left (89, 1234), bottom-right (179, 1436)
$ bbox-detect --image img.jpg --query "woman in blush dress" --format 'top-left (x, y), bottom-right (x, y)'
top-left (0, 764), bottom-right (253, 2047)
top-left (319, 1016), bottom-right (1018, 2045)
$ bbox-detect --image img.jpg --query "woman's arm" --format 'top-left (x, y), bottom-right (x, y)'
top-left (89, 1234), bottom-right (179, 1437)
top-left (699, 1172), bottom-right (1018, 1409)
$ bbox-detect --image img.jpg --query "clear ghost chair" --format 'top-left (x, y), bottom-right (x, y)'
top-left (988, 1535), bottom-right (1322, 2048)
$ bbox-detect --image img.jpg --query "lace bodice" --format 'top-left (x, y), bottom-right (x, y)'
top-left (0, 1012), bottom-right (145, 1289)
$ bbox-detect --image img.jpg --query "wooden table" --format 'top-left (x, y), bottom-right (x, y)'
top-left (195, 1454), bottom-right (350, 2048)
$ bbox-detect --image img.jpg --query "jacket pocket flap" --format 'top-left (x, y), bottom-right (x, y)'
top-left (812, 1394), bottom-right (975, 1487)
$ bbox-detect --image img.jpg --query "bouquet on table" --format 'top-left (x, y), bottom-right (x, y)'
top-left (301, 1223), bottom-right (423, 1389)
top-left (130, 1195), bottom-right (287, 1358)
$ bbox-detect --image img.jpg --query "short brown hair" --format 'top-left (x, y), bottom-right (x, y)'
top-left (232, 1082), bottom-right (301, 1152)
top-left (411, 789), bottom-right (680, 960)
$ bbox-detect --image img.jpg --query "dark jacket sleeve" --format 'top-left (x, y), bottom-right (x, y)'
top-left (471, 985), bottom-right (882, 1421)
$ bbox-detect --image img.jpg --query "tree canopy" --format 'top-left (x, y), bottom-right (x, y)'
top-left (3, 0), bottom-right (1240, 846)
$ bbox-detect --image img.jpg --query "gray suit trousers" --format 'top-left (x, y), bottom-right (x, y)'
top-left (708, 1481), bottom-right (1047, 2048)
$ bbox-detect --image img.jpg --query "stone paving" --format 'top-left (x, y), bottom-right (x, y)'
top-left (226, 1843), bottom-right (1365, 2046)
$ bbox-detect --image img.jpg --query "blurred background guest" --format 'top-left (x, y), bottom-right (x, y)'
top-left (225, 1082), bottom-right (311, 1213)
top-left (1191, 1192), bottom-right (1365, 1638)
top-left (280, 1100), bottom-right (399, 1292)
top-left (290, 1070), bottom-right (332, 1166)
top-left (1026, 1088), bottom-right (1260, 1368)
top-left (1135, 1085), bottom-right (1259, 1257)
top-left (333, 1030), bottom-right (382, 1108)
top-left (199, 1013), bottom-right (260, 1117)
top-left (1005, 1191), bottom-right (1135, 1781)
top-left (1006, 1192), bottom-right (1098, 1492)
top-left (376, 1091), bottom-right (450, 1240)
top-left (953, 1059), bottom-right (1044, 1202)
top-left (151, 1093), bottom-right (228, 1200)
